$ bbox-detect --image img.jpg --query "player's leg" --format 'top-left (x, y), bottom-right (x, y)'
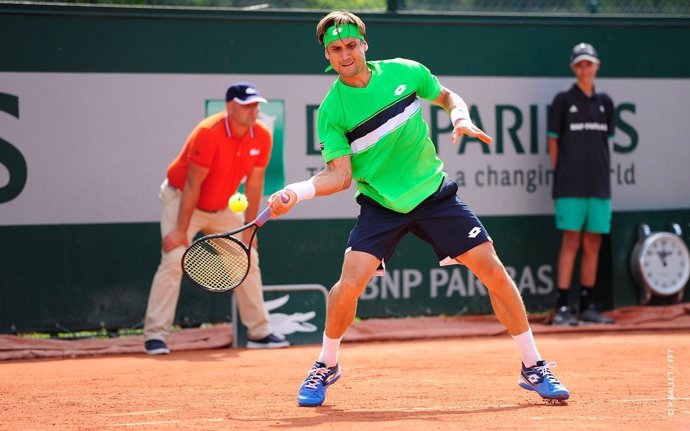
top-left (325, 250), bottom-right (381, 339)
top-left (298, 196), bottom-right (405, 407)
top-left (457, 243), bottom-right (569, 400)
top-left (412, 178), bottom-right (528, 336)
top-left (417, 183), bottom-right (568, 401)
top-left (316, 251), bottom-right (380, 366)
top-left (319, 193), bottom-right (405, 358)
top-left (297, 251), bottom-right (380, 407)
top-left (456, 242), bottom-right (529, 336)
top-left (411, 183), bottom-right (545, 367)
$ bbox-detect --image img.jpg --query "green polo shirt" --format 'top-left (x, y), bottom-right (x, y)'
top-left (318, 58), bottom-right (444, 213)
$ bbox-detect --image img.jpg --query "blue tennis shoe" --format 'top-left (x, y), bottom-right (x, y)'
top-left (297, 361), bottom-right (341, 407)
top-left (519, 360), bottom-right (570, 400)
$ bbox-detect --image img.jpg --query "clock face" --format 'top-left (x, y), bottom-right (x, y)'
top-left (639, 233), bottom-right (690, 296)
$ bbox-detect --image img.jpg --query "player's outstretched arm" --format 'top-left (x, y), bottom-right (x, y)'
top-left (268, 154), bottom-right (352, 217)
top-left (432, 85), bottom-right (493, 145)
top-left (312, 155), bottom-right (352, 196)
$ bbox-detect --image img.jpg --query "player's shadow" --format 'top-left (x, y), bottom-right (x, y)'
top-left (236, 402), bottom-right (566, 428)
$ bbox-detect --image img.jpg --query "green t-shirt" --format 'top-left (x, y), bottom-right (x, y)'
top-left (318, 58), bottom-right (444, 213)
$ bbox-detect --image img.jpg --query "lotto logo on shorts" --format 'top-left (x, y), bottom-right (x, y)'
top-left (468, 227), bottom-right (482, 238)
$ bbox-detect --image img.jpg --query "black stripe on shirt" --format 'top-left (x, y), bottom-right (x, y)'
top-left (345, 92), bottom-right (417, 144)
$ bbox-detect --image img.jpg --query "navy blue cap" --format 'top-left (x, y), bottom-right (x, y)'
top-left (226, 82), bottom-right (267, 105)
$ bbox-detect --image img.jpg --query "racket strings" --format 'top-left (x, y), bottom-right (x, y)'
top-left (183, 237), bottom-right (249, 292)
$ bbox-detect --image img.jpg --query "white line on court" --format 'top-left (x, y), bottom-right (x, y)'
top-left (344, 404), bottom-right (522, 413)
top-left (107, 418), bottom-right (225, 427)
top-left (611, 397), bottom-right (690, 403)
top-left (101, 409), bottom-right (175, 417)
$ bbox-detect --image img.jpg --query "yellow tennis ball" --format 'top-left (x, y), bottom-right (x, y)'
top-left (228, 193), bottom-right (248, 213)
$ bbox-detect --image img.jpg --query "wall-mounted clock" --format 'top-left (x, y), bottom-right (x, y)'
top-left (630, 223), bottom-right (690, 304)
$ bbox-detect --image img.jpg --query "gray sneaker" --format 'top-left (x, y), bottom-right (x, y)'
top-left (579, 305), bottom-right (614, 324)
top-left (552, 306), bottom-right (578, 326)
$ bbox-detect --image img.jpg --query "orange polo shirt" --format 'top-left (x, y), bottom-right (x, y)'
top-left (167, 112), bottom-right (272, 212)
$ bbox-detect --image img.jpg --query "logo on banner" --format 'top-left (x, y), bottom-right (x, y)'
top-left (265, 295), bottom-right (318, 335)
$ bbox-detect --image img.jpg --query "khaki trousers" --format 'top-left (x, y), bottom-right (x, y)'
top-left (143, 180), bottom-right (272, 342)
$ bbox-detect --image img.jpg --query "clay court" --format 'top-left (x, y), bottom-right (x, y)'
top-left (1, 307), bottom-right (688, 431)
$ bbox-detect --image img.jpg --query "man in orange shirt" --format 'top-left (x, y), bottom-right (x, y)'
top-left (143, 82), bottom-right (289, 354)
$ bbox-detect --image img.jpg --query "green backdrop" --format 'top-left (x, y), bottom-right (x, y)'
top-left (1, 4), bottom-right (689, 333)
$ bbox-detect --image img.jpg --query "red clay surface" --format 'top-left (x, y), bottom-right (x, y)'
top-left (1, 331), bottom-right (688, 430)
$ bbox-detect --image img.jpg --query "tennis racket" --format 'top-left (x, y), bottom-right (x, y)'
top-left (181, 195), bottom-right (288, 293)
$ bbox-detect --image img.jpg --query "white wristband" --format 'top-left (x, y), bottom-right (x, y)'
top-left (450, 107), bottom-right (471, 126)
top-left (285, 181), bottom-right (316, 203)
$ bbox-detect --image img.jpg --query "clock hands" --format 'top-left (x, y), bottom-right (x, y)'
top-left (633, 225), bottom-right (690, 304)
top-left (656, 248), bottom-right (672, 267)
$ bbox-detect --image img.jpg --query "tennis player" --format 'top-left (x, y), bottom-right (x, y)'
top-left (268, 10), bottom-right (569, 406)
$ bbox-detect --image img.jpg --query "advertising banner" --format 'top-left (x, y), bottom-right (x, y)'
top-left (2, 73), bottom-right (689, 227)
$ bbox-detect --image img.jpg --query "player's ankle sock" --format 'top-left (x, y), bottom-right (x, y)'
top-left (556, 288), bottom-right (570, 309)
top-left (317, 333), bottom-right (343, 368)
top-left (512, 328), bottom-right (542, 368)
top-left (579, 286), bottom-right (594, 311)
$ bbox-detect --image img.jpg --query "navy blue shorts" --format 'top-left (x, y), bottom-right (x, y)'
top-left (347, 176), bottom-right (491, 268)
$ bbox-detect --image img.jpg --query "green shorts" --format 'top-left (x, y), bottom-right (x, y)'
top-left (555, 197), bottom-right (611, 234)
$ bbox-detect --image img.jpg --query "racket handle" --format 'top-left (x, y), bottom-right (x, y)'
top-left (255, 193), bottom-right (290, 226)
top-left (255, 207), bottom-right (272, 226)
